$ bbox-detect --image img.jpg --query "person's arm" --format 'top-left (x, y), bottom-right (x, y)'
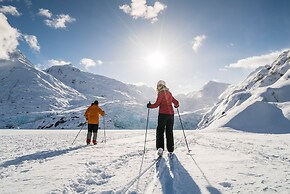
top-left (172, 96), bottom-right (179, 108)
top-left (84, 107), bottom-right (90, 120)
top-left (99, 107), bottom-right (105, 116)
top-left (149, 93), bottom-right (163, 108)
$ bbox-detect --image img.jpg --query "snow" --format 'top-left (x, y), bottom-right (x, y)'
top-left (0, 129), bottom-right (289, 194)
top-left (224, 101), bottom-right (290, 133)
top-left (198, 50), bottom-right (290, 134)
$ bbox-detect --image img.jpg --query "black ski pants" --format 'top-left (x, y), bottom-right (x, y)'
top-left (87, 124), bottom-right (99, 143)
top-left (156, 114), bottom-right (174, 152)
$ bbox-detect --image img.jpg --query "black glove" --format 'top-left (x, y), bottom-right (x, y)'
top-left (147, 101), bottom-right (151, 108)
top-left (174, 104), bottom-right (179, 108)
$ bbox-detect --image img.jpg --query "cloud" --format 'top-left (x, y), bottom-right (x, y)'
top-left (38, 8), bottom-right (52, 18)
top-left (120, 0), bottom-right (167, 23)
top-left (0, 13), bottom-right (20, 60)
top-left (192, 35), bottom-right (206, 53)
top-left (0, 5), bottom-right (21, 16)
top-left (23, 35), bottom-right (40, 52)
top-left (80, 58), bottom-right (103, 70)
top-left (38, 8), bottom-right (76, 29)
top-left (227, 49), bottom-right (288, 69)
top-left (48, 59), bottom-right (71, 66)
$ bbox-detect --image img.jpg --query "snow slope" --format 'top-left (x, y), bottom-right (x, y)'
top-left (198, 50), bottom-right (290, 134)
top-left (0, 129), bottom-right (289, 193)
top-left (0, 51), bottom-right (86, 128)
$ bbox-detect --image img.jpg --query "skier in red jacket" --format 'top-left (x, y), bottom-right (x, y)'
top-left (147, 80), bottom-right (179, 156)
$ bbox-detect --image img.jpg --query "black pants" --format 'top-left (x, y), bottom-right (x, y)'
top-left (87, 124), bottom-right (99, 143)
top-left (156, 114), bottom-right (174, 152)
top-left (88, 124), bottom-right (98, 133)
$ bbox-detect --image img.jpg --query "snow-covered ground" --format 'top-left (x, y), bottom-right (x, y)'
top-left (0, 129), bottom-right (289, 194)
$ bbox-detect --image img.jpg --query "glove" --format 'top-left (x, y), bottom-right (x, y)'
top-left (174, 104), bottom-right (179, 108)
top-left (147, 101), bottom-right (151, 108)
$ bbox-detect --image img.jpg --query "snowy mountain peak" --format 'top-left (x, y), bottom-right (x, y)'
top-left (198, 50), bottom-right (290, 134)
top-left (0, 54), bottom-right (85, 128)
top-left (186, 81), bottom-right (230, 99)
top-left (46, 64), bottom-right (81, 75)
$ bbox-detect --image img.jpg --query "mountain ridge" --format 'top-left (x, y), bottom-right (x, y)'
top-left (198, 50), bottom-right (290, 134)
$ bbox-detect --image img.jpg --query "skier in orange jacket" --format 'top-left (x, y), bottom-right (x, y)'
top-left (84, 100), bottom-right (105, 145)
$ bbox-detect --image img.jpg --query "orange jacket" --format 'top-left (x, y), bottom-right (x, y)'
top-left (84, 104), bottom-right (105, 124)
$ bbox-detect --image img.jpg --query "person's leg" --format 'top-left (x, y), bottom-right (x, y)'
top-left (156, 114), bottom-right (166, 151)
top-left (165, 115), bottom-right (174, 152)
top-left (92, 124), bottom-right (99, 145)
top-left (87, 124), bottom-right (93, 144)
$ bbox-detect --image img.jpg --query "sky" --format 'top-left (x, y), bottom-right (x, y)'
top-left (1, 0), bottom-right (290, 94)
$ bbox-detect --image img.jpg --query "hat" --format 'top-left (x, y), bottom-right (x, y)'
top-left (157, 80), bottom-right (166, 87)
top-left (93, 100), bottom-right (99, 105)
top-left (156, 80), bottom-right (168, 92)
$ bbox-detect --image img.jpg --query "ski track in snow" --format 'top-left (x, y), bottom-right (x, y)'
top-left (0, 129), bottom-right (289, 194)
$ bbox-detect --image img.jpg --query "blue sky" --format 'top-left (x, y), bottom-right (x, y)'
top-left (1, 0), bottom-right (290, 94)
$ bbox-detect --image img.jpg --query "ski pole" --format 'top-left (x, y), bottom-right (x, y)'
top-left (137, 108), bottom-right (150, 188)
top-left (176, 108), bottom-right (191, 153)
top-left (72, 122), bottom-right (86, 145)
top-left (103, 115), bottom-right (106, 143)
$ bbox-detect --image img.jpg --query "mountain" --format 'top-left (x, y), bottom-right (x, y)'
top-left (45, 65), bottom-right (155, 104)
top-left (198, 50), bottom-right (290, 134)
top-left (174, 81), bottom-right (230, 129)
top-left (0, 51), bottom-right (228, 129)
top-left (0, 51), bottom-right (86, 128)
top-left (176, 81), bottom-right (230, 115)
top-left (45, 65), bottom-right (159, 129)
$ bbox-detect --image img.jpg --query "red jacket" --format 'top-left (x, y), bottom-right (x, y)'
top-left (149, 90), bottom-right (179, 115)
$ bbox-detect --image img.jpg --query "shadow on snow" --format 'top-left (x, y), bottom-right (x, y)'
top-left (157, 155), bottom-right (200, 194)
top-left (157, 154), bottom-right (222, 194)
top-left (187, 154), bottom-right (222, 194)
top-left (0, 145), bottom-right (86, 168)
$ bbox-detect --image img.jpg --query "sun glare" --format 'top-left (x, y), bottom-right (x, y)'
top-left (147, 52), bottom-right (166, 69)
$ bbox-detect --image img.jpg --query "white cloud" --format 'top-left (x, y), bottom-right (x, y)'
top-left (227, 49), bottom-right (288, 69)
top-left (192, 35), bottom-right (206, 53)
top-left (48, 59), bottom-right (71, 66)
top-left (35, 63), bottom-right (46, 70)
top-left (80, 58), bottom-right (103, 70)
top-left (120, 0), bottom-right (167, 23)
top-left (0, 5), bottom-right (21, 16)
top-left (96, 60), bottom-right (103, 65)
top-left (0, 13), bottom-right (19, 60)
top-left (38, 8), bottom-right (52, 18)
top-left (38, 8), bottom-right (76, 29)
top-left (23, 35), bottom-right (40, 52)
top-left (45, 14), bottom-right (76, 29)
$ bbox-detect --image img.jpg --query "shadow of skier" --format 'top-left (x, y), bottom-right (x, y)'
top-left (158, 155), bottom-right (201, 194)
top-left (0, 145), bottom-right (86, 168)
top-left (188, 154), bottom-right (222, 194)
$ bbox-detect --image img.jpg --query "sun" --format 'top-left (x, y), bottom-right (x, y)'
top-left (147, 51), bottom-right (166, 69)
